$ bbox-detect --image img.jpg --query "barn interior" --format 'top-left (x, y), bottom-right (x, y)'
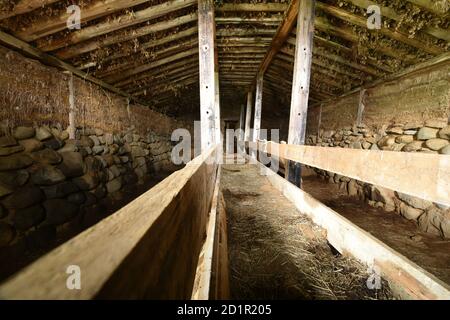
top-left (0, 0), bottom-right (449, 300)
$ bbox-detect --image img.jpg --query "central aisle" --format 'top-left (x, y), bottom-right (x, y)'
top-left (221, 162), bottom-right (393, 300)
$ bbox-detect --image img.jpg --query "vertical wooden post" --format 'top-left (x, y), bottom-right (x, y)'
top-left (68, 72), bottom-right (76, 140)
top-left (287, 0), bottom-right (315, 187)
top-left (317, 103), bottom-right (323, 140)
top-left (253, 73), bottom-right (263, 142)
top-left (244, 91), bottom-right (253, 141)
top-left (198, 0), bottom-right (216, 151)
top-left (238, 104), bottom-right (245, 141)
top-left (252, 73), bottom-right (263, 158)
top-left (356, 89), bottom-right (366, 127)
top-left (214, 71), bottom-right (221, 145)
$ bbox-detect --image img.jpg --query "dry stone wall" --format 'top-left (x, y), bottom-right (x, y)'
top-left (306, 120), bottom-right (450, 239)
top-left (0, 124), bottom-right (174, 249)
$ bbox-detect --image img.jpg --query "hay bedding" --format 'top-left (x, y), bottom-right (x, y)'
top-left (221, 163), bottom-right (393, 300)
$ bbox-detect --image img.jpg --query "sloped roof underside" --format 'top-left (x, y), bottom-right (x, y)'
top-left (0, 0), bottom-right (448, 117)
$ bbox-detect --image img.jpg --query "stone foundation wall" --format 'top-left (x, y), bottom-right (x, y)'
top-left (0, 124), bottom-right (174, 251)
top-left (306, 120), bottom-right (450, 239)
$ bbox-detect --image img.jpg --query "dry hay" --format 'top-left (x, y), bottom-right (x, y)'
top-left (222, 163), bottom-right (394, 300)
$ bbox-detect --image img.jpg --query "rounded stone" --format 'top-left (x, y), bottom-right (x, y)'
top-left (425, 138), bottom-right (449, 151)
top-left (19, 138), bottom-right (43, 152)
top-left (13, 204), bottom-right (45, 230)
top-left (1, 185), bottom-right (44, 209)
top-left (35, 127), bottom-right (53, 141)
top-left (417, 127), bottom-right (439, 140)
top-left (31, 165), bottom-right (66, 186)
top-left (30, 148), bottom-right (62, 165)
top-left (43, 199), bottom-right (79, 225)
top-left (13, 126), bottom-right (35, 140)
top-left (402, 140), bottom-right (423, 152)
top-left (57, 152), bottom-right (84, 178)
top-left (440, 145), bottom-right (450, 155)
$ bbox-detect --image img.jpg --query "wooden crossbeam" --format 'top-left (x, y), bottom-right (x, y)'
top-left (38, 0), bottom-right (197, 52)
top-left (216, 3), bottom-right (288, 12)
top-left (346, 0), bottom-right (449, 41)
top-left (259, 141), bottom-right (450, 208)
top-left (250, 0), bottom-right (299, 90)
top-left (56, 13), bottom-right (198, 60)
top-left (16, 0), bottom-right (151, 42)
top-left (316, 1), bottom-right (444, 55)
top-left (0, 0), bottom-right (59, 20)
top-left (95, 39), bottom-right (197, 78)
top-left (114, 57), bottom-right (198, 88)
top-left (107, 48), bottom-right (199, 83)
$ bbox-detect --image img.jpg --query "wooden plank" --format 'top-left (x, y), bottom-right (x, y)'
top-left (356, 89), bottom-right (366, 126)
top-left (107, 48), bottom-right (199, 83)
top-left (17, 0), bottom-right (151, 42)
top-left (260, 141), bottom-right (450, 207)
top-left (198, 0), bottom-right (216, 151)
top-left (253, 158), bottom-right (450, 300)
top-left (39, 0), bottom-right (197, 52)
top-left (244, 91), bottom-right (253, 141)
top-left (253, 73), bottom-right (263, 143)
top-left (310, 52), bottom-right (450, 108)
top-left (56, 14), bottom-right (198, 59)
top-left (346, 0), bottom-right (449, 41)
top-left (316, 1), bottom-right (444, 55)
top-left (191, 167), bottom-right (222, 300)
top-left (239, 104), bottom-right (245, 141)
top-left (210, 193), bottom-right (230, 299)
top-left (251, 0), bottom-right (299, 90)
top-left (0, 0), bottom-right (59, 20)
top-left (0, 147), bottom-right (219, 299)
top-left (287, 0), bottom-right (315, 186)
top-left (405, 0), bottom-right (449, 16)
top-left (216, 3), bottom-right (288, 12)
top-left (0, 30), bottom-right (146, 106)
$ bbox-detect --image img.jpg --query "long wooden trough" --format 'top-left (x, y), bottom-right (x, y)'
top-left (248, 141), bottom-right (450, 299)
top-left (0, 146), bottom-right (228, 299)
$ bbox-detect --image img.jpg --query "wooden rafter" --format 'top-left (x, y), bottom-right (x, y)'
top-left (38, 0), bottom-right (197, 52)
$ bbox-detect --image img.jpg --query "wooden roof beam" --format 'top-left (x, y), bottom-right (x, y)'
top-left (95, 39), bottom-right (197, 78)
top-left (38, 0), bottom-right (197, 52)
top-left (107, 47), bottom-right (199, 83)
top-left (250, 0), bottom-right (299, 90)
top-left (16, 0), bottom-right (151, 42)
top-left (56, 13), bottom-right (198, 59)
top-left (0, 0), bottom-right (60, 20)
top-left (345, 0), bottom-right (449, 41)
top-left (315, 1), bottom-right (444, 55)
top-left (216, 3), bottom-right (288, 12)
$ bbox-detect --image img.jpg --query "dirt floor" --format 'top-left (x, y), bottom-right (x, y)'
top-left (221, 162), bottom-right (393, 300)
top-left (302, 173), bottom-right (450, 286)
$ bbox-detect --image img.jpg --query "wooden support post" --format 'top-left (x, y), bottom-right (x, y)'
top-left (356, 89), bottom-right (366, 127)
top-left (253, 73), bottom-right (263, 141)
top-left (252, 73), bottom-right (263, 158)
top-left (238, 104), bottom-right (245, 141)
top-left (287, 0), bottom-right (315, 187)
top-left (214, 72), bottom-right (221, 145)
top-left (244, 91), bottom-right (253, 141)
top-left (317, 103), bottom-right (323, 140)
top-left (198, 0), bottom-right (216, 151)
top-left (68, 72), bottom-right (76, 140)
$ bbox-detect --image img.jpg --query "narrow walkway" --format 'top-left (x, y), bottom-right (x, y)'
top-left (221, 162), bottom-right (393, 300)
